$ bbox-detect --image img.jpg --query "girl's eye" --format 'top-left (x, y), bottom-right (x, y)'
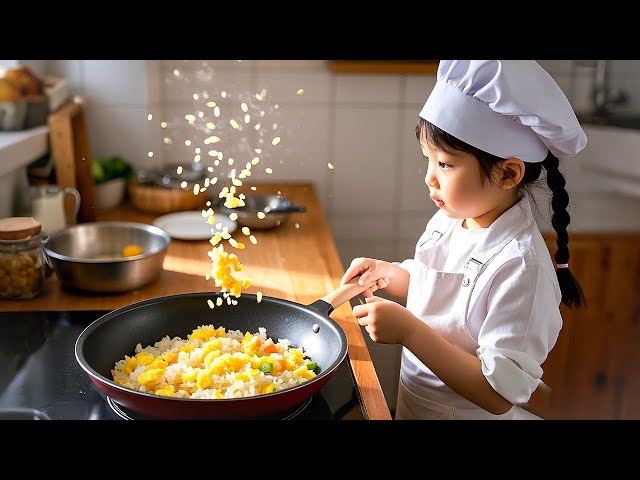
top-left (438, 161), bottom-right (452, 169)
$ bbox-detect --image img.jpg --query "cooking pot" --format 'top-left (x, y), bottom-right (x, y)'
top-left (75, 281), bottom-right (369, 419)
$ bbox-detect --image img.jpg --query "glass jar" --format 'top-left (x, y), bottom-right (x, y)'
top-left (0, 232), bottom-right (49, 299)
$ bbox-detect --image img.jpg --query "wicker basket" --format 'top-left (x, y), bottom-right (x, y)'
top-left (128, 181), bottom-right (207, 214)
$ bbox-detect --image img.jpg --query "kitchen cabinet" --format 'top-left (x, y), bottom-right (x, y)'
top-left (329, 60), bottom-right (438, 74)
top-left (528, 233), bottom-right (640, 419)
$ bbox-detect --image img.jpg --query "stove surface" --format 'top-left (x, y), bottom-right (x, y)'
top-left (0, 310), bottom-right (365, 420)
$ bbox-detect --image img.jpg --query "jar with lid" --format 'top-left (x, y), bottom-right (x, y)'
top-left (0, 217), bottom-right (50, 299)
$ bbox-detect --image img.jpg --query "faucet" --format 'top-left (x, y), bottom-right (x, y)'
top-left (592, 60), bottom-right (628, 116)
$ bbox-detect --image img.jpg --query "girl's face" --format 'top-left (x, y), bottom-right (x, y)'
top-left (421, 142), bottom-right (516, 229)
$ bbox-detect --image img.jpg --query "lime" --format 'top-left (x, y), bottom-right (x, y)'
top-left (91, 161), bottom-right (105, 182)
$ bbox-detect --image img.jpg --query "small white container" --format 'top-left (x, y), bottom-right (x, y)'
top-left (95, 177), bottom-right (127, 209)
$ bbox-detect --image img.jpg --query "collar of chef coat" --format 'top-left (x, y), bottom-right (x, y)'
top-left (462, 194), bottom-right (536, 267)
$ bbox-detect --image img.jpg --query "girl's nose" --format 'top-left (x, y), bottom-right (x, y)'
top-left (425, 166), bottom-right (437, 188)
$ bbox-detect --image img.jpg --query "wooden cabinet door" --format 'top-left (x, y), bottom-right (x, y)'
top-left (530, 234), bottom-right (640, 419)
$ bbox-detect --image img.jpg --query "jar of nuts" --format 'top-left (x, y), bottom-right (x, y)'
top-left (0, 217), bottom-right (49, 299)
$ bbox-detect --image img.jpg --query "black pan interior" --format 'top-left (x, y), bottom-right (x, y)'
top-left (77, 292), bottom-right (346, 383)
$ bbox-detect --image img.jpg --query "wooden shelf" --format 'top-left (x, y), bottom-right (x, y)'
top-left (329, 60), bottom-right (438, 75)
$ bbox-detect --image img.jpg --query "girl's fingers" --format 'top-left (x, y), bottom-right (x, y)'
top-left (341, 265), bottom-right (366, 285)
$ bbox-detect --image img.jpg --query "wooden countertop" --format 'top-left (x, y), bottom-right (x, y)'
top-left (0, 182), bottom-right (391, 420)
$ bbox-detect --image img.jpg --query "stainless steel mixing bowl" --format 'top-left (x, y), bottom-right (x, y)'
top-left (43, 222), bottom-right (171, 293)
top-left (214, 194), bottom-right (306, 229)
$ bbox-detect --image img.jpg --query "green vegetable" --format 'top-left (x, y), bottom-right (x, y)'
top-left (91, 155), bottom-right (133, 185)
top-left (259, 362), bottom-right (273, 373)
top-left (91, 161), bottom-right (105, 182)
top-left (306, 362), bottom-right (318, 371)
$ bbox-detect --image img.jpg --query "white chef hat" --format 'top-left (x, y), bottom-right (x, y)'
top-left (419, 60), bottom-right (587, 163)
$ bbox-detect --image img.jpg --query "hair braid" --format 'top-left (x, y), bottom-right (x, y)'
top-left (543, 153), bottom-right (586, 308)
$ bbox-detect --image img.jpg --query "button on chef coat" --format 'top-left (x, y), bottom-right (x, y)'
top-left (397, 194), bottom-right (562, 411)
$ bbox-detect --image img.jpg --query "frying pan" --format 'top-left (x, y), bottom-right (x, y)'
top-left (75, 281), bottom-right (369, 420)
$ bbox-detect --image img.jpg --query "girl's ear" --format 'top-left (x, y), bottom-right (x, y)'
top-left (499, 158), bottom-right (525, 189)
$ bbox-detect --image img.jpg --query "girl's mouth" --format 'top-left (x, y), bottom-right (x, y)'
top-left (430, 195), bottom-right (444, 208)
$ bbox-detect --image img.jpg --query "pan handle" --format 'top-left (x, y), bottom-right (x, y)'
top-left (307, 277), bottom-right (374, 316)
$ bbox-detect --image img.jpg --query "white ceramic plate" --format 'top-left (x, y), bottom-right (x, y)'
top-left (153, 211), bottom-right (237, 241)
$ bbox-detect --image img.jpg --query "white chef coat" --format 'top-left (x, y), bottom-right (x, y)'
top-left (395, 194), bottom-right (562, 420)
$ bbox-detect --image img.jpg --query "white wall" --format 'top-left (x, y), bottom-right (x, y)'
top-left (42, 59), bottom-right (640, 411)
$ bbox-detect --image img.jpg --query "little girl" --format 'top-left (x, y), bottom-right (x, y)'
top-left (342, 60), bottom-right (587, 420)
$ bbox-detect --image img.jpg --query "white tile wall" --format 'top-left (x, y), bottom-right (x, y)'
top-left (336, 74), bottom-right (403, 105)
top-left (251, 104), bottom-right (333, 208)
top-left (82, 60), bottom-right (148, 107)
top-left (46, 60), bottom-right (84, 96)
top-left (399, 107), bottom-right (431, 212)
top-left (405, 75), bottom-right (437, 105)
top-left (160, 67), bottom-right (254, 104)
top-left (84, 106), bottom-right (152, 166)
top-left (254, 69), bottom-right (333, 105)
top-left (331, 106), bottom-right (400, 214)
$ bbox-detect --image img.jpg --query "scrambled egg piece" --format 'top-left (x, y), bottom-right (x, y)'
top-left (205, 186), bottom-right (261, 304)
top-left (121, 244), bottom-right (144, 257)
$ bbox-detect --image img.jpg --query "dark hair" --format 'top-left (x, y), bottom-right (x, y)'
top-left (416, 118), bottom-right (586, 308)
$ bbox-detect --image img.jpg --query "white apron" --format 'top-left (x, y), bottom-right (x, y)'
top-left (395, 212), bottom-right (541, 420)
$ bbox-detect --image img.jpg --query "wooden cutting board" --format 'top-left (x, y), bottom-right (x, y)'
top-left (48, 99), bottom-right (96, 223)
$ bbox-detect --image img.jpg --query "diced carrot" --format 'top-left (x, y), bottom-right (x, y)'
top-left (278, 358), bottom-right (288, 371)
top-left (262, 341), bottom-right (278, 355)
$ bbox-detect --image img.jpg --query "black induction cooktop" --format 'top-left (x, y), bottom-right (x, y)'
top-left (0, 310), bottom-right (365, 420)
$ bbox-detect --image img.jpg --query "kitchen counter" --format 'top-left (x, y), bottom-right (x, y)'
top-left (0, 181), bottom-right (392, 420)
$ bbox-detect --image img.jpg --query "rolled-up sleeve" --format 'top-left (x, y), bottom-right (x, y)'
top-left (394, 259), bottom-right (423, 278)
top-left (476, 260), bottom-right (562, 406)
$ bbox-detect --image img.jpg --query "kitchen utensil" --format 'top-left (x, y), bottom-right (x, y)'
top-left (75, 280), bottom-right (370, 419)
top-left (154, 162), bottom-right (207, 189)
top-left (214, 194), bottom-right (306, 229)
top-left (43, 221), bottom-right (171, 293)
top-left (30, 184), bottom-right (80, 234)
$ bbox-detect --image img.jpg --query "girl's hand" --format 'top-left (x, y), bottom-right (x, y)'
top-left (352, 296), bottom-right (418, 345)
top-left (341, 258), bottom-right (394, 298)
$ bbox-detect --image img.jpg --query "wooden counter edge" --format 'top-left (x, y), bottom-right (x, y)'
top-left (332, 302), bottom-right (393, 420)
